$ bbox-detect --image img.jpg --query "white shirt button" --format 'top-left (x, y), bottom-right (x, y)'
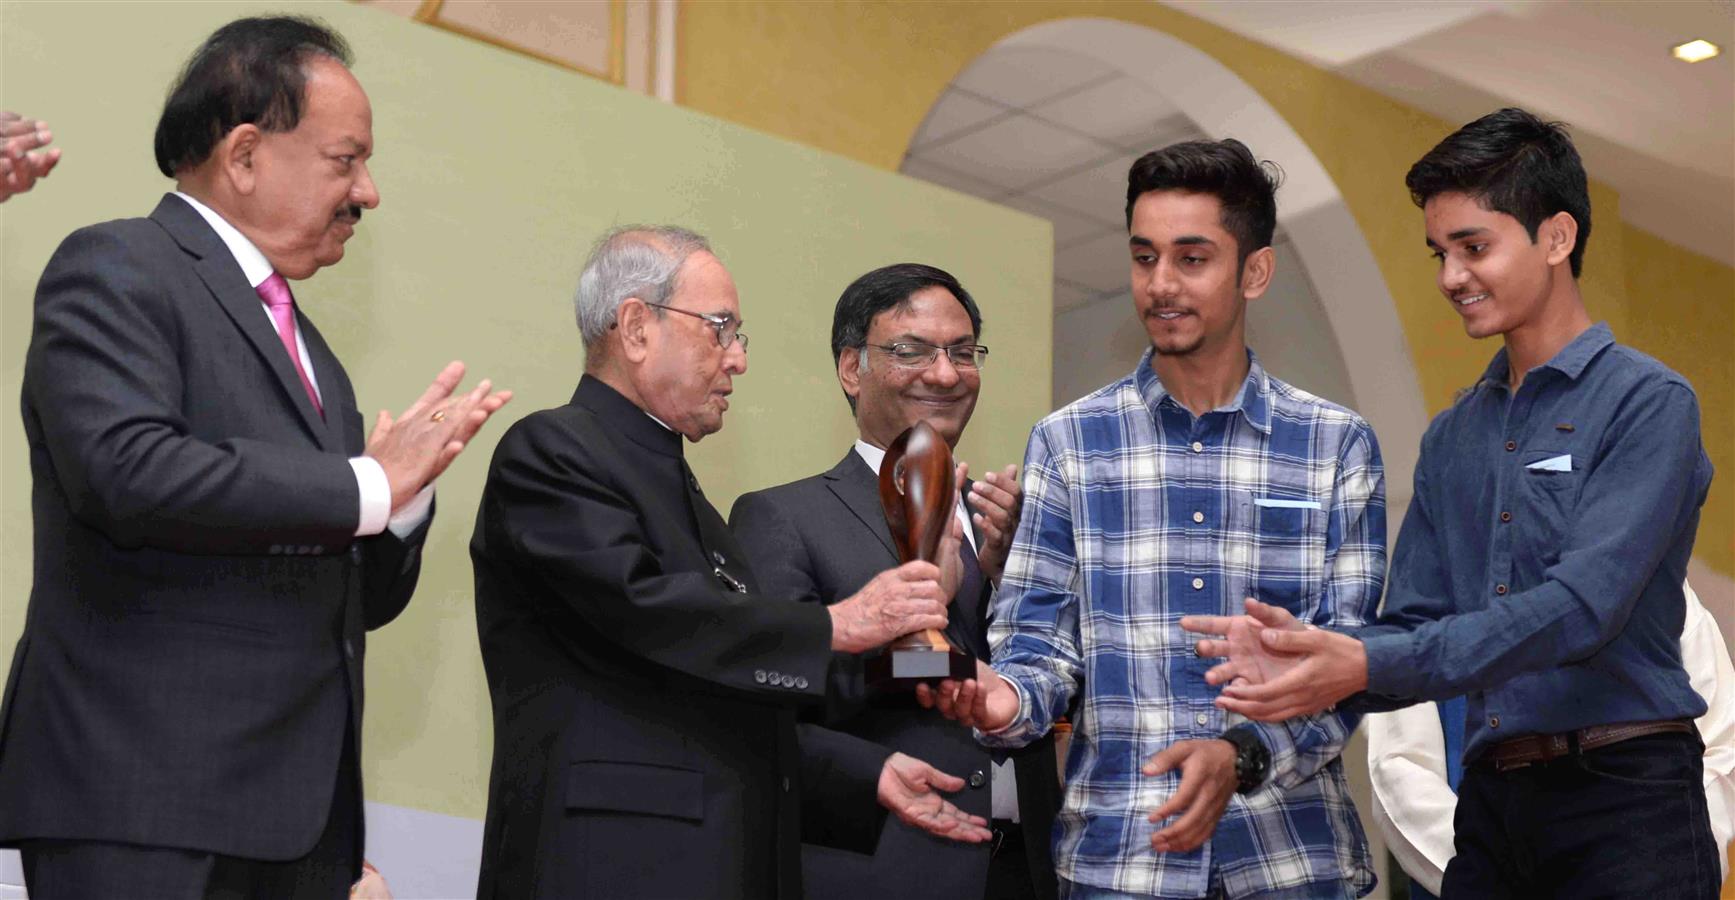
top-left (1191, 577), bottom-right (1205, 590)
top-left (1195, 712), bottom-right (1209, 726)
top-left (1192, 511), bottom-right (1204, 524)
top-left (1191, 441), bottom-right (1204, 453)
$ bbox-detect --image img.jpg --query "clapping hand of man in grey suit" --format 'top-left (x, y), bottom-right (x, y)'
top-left (365, 360), bottom-right (512, 510)
top-left (961, 462), bottom-right (1022, 585)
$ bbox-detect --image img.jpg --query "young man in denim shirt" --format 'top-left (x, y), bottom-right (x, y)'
top-left (1188, 109), bottom-right (1720, 898)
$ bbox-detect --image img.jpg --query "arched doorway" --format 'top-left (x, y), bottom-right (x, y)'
top-left (897, 19), bottom-right (1434, 894)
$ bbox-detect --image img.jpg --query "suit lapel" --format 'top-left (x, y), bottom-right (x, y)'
top-left (822, 450), bottom-right (897, 562)
top-left (151, 195), bottom-right (329, 448)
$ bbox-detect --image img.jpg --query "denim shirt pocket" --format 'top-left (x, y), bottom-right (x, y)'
top-left (1518, 448), bottom-right (1584, 564)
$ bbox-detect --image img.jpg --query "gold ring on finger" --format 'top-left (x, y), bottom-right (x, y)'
top-left (430, 409), bottom-right (447, 423)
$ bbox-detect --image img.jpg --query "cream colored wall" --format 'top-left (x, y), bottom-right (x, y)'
top-left (0, 0), bottom-right (1051, 820)
top-left (674, 0), bottom-right (1734, 586)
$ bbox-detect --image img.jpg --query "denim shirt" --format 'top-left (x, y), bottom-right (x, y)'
top-left (1359, 324), bottom-right (1713, 762)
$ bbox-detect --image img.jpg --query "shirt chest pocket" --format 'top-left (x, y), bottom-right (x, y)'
top-left (1233, 494), bottom-right (1327, 614)
top-left (1516, 449), bottom-right (1585, 563)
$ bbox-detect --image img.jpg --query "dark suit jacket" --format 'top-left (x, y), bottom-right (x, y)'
top-left (0, 194), bottom-right (427, 860)
top-left (731, 450), bottom-right (1061, 900)
top-left (471, 377), bottom-right (887, 900)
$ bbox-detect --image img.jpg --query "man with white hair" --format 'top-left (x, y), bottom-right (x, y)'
top-left (470, 226), bottom-right (991, 899)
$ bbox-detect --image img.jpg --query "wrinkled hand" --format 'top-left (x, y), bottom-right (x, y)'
top-left (1182, 598), bottom-right (1367, 722)
top-left (366, 361), bottom-right (513, 511)
top-left (0, 112), bottom-right (61, 202)
top-left (914, 658), bottom-right (1019, 732)
top-left (1144, 739), bottom-right (1238, 853)
top-left (829, 562), bottom-right (949, 653)
top-left (963, 463), bottom-right (1021, 585)
top-left (877, 752), bottom-right (991, 843)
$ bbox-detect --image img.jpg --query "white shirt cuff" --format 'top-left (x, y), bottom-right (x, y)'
top-left (349, 456), bottom-right (393, 536)
top-left (388, 485), bottom-right (435, 538)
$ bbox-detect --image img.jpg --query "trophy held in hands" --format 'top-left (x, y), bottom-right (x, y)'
top-left (866, 420), bottom-right (975, 686)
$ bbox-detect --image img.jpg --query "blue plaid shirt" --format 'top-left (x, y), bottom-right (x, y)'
top-left (983, 350), bottom-right (1383, 897)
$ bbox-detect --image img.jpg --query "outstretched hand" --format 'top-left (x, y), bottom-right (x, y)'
top-left (366, 361), bottom-right (513, 511)
top-left (1181, 598), bottom-right (1368, 721)
top-left (914, 658), bottom-right (1019, 732)
top-left (877, 752), bottom-right (992, 843)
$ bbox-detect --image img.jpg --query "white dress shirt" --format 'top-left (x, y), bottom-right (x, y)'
top-left (174, 192), bottom-right (431, 538)
top-left (853, 439), bottom-right (1020, 821)
top-left (1367, 580), bottom-right (1735, 894)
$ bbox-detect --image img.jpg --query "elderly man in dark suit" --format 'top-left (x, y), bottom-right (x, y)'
top-left (730, 264), bottom-right (1061, 900)
top-left (470, 227), bottom-right (991, 900)
top-left (0, 17), bottom-right (509, 899)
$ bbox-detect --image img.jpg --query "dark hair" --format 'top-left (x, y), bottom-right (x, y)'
top-left (154, 16), bottom-right (353, 177)
top-left (830, 263), bottom-right (982, 410)
top-left (1405, 108), bottom-right (1591, 278)
top-left (1124, 139), bottom-right (1280, 267)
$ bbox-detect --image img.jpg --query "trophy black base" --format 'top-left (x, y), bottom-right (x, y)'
top-left (866, 644), bottom-right (975, 687)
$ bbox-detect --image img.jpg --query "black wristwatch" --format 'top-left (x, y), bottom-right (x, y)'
top-left (1219, 726), bottom-right (1271, 794)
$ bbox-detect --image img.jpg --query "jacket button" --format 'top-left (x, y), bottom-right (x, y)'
top-left (1505, 440), bottom-right (1517, 452)
top-left (712, 551), bottom-right (726, 566)
top-left (795, 676), bottom-right (809, 690)
top-left (269, 545), bottom-right (284, 555)
top-left (1489, 716), bottom-right (1500, 728)
top-left (1495, 584), bottom-right (1509, 596)
top-left (1499, 511), bottom-right (1512, 523)
top-left (766, 671), bottom-right (780, 685)
top-left (780, 674), bottom-right (795, 688)
top-left (344, 640), bottom-right (355, 660)
top-left (754, 670), bottom-right (768, 684)
top-left (688, 473), bottom-right (701, 492)
top-left (968, 769), bottom-right (986, 788)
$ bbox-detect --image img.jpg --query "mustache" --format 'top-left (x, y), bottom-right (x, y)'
top-left (335, 205), bottom-right (363, 225)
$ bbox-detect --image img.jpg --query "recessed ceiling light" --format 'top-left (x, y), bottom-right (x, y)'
top-left (1671, 39), bottom-right (1721, 63)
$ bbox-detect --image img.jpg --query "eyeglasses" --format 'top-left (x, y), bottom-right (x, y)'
top-left (643, 302), bottom-right (749, 351)
top-left (868, 341), bottom-right (989, 370)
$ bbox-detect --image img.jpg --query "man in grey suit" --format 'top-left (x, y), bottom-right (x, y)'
top-left (0, 17), bottom-right (508, 898)
top-left (731, 263), bottom-right (1060, 900)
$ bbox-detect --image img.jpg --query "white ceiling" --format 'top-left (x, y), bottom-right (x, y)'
top-left (1161, 0), bottom-right (1735, 265)
top-left (900, 43), bottom-right (1356, 412)
top-left (902, 46), bottom-right (1209, 310)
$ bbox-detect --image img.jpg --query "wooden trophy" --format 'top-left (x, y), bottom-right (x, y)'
top-left (865, 420), bottom-right (975, 686)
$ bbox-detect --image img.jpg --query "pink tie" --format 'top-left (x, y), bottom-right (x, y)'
top-left (256, 272), bottom-right (323, 417)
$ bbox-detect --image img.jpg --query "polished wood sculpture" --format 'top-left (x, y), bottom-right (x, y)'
top-left (866, 420), bottom-right (975, 686)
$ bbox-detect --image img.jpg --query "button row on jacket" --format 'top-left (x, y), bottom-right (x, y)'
top-left (752, 669), bottom-right (808, 690)
top-left (268, 544), bottom-right (325, 555)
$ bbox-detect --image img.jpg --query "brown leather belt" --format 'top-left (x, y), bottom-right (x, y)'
top-left (1484, 718), bottom-right (1695, 772)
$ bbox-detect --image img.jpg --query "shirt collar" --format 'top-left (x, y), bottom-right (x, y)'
top-left (1132, 347), bottom-right (1272, 434)
top-left (854, 439), bottom-right (886, 473)
top-left (1476, 322), bottom-right (1614, 388)
top-left (173, 191), bottom-right (274, 288)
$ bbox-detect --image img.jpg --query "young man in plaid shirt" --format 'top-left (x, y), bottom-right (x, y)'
top-left (921, 139), bottom-right (1384, 898)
